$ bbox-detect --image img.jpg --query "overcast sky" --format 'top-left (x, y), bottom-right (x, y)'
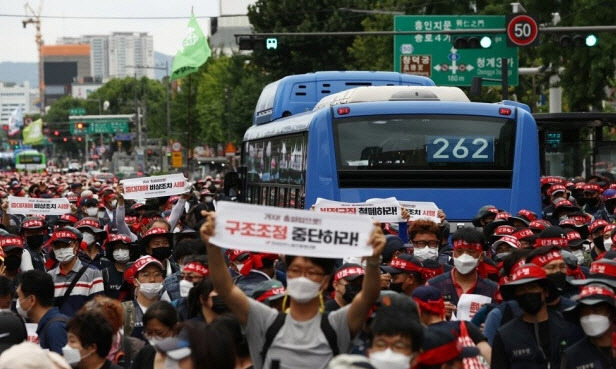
top-left (0, 0), bottom-right (253, 62)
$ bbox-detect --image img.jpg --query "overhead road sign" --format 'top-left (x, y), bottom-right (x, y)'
top-left (69, 114), bottom-right (133, 135)
top-left (394, 15), bottom-right (518, 86)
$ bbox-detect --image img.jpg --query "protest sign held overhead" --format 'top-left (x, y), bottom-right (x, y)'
top-left (7, 196), bottom-right (71, 216)
top-left (210, 201), bottom-right (375, 259)
top-left (397, 200), bottom-right (441, 223)
top-left (120, 174), bottom-right (190, 200)
top-left (314, 197), bottom-right (403, 223)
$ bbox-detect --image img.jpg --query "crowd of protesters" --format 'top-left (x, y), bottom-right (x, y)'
top-left (0, 171), bottom-right (614, 369)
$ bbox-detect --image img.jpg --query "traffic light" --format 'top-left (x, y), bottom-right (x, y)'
top-left (54, 130), bottom-right (60, 136)
top-left (453, 35), bottom-right (492, 49)
top-left (559, 34), bottom-right (597, 47)
top-left (76, 122), bottom-right (85, 129)
top-left (238, 36), bottom-right (265, 51)
top-left (210, 17), bottom-right (218, 35)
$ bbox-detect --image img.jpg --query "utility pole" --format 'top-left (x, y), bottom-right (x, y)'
top-left (23, 1), bottom-right (44, 113)
top-left (126, 63), bottom-right (171, 167)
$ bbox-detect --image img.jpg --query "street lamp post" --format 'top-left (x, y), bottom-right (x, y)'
top-left (126, 64), bottom-right (171, 172)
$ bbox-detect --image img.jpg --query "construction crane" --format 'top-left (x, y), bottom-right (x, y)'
top-left (23, 1), bottom-right (44, 113)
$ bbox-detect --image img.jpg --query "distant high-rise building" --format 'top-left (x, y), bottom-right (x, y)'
top-left (109, 32), bottom-right (155, 79)
top-left (208, 0), bottom-right (255, 55)
top-left (41, 44), bottom-right (91, 107)
top-left (58, 32), bottom-right (154, 80)
top-left (0, 82), bottom-right (38, 124)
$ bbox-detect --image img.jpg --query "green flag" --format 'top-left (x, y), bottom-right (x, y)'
top-left (22, 118), bottom-right (44, 145)
top-left (170, 13), bottom-right (211, 81)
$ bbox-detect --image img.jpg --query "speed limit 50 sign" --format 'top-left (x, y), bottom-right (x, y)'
top-left (506, 14), bottom-right (540, 47)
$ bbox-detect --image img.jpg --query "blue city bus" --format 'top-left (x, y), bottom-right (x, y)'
top-left (240, 74), bottom-right (541, 223)
top-left (253, 71), bottom-right (435, 125)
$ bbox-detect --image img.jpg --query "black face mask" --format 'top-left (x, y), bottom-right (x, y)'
top-left (4, 255), bottom-right (21, 271)
top-left (593, 236), bottom-right (605, 251)
top-left (390, 282), bottom-right (404, 293)
top-left (150, 247), bottom-right (172, 262)
top-left (342, 283), bottom-right (362, 304)
top-left (515, 292), bottom-right (544, 314)
top-left (547, 272), bottom-right (567, 291)
top-left (211, 295), bottom-right (230, 314)
top-left (585, 197), bottom-right (601, 207)
top-left (26, 235), bottom-right (45, 249)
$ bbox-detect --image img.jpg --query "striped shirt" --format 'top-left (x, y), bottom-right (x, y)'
top-left (48, 258), bottom-right (104, 316)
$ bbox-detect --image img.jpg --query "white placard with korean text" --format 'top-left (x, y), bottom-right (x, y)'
top-left (453, 293), bottom-right (492, 321)
top-left (314, 197), bottom-right (403, 223)
top-left (210, 201), bottom-right (375, 258)
top-left (397, 200), bottom-right (441, 224)
top-left (120, 174), bottom-right (189, 200)
top-left (7, 196), bottom-right (71, 216)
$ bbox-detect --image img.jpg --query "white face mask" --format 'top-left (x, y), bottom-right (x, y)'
top-left (580, 314), bottom-right (611, 337)
top-left (113, 249), bottom-right (130, 263)
top-left (62, 345), bottom-right (93, 365)
top-left (147, 336), bottom-right (164, 347)
top-left (138, 282), bottom-right (163, 299)
top-left (82, 232), bottom-right (96, 246)
top-left (179, 279), bottom-right (194, 298)
top-left (204, 196), bottom-right (213, 203)
top-left (604, 239), bottom-right (613, 250)
top-left (286, 276), bottom-right (322, 303)
top-left (86, 207), bottom-right (98, 217)
top-left (572, 250), bottom-right (585, 266)
top-left (55, 246), bottom-right (75, 264)
top-left (110, 200), bottom-right (118, 208)
top-left (454, 253), bottom-right (479, 275)
top-left (414, 247), bottom-right (438, 261)
top-left (369, 348), bottom-right (412, 369)
top-left (16, 296), bottom-right (32, 320)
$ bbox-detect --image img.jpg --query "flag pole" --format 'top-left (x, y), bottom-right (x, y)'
top-left (186, 73), bottom-right (192, 177)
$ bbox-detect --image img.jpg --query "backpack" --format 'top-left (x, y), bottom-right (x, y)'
top-left (261, 312), bottom-right (339, 368)
top-left (122, 301), bottom-right (136, 337)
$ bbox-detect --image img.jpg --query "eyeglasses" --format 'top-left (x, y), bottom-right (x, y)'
top-left (139, 271), bottom-right (164, 279)
top-left (412, 240), bottom-right (439, 248)
top-left (287, 267), bottom-right (325, 281)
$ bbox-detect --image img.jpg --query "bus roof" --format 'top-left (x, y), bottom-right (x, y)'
top-left (313, 86), bottom-right (469, 110)
top-left (253, 71), bottom-right (435, 126)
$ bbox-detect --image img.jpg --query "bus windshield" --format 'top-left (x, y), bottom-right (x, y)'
top-left (334, 115), bottom-right (515, 171)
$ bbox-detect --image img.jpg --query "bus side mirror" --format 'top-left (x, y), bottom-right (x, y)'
top-left (224, 171), bottom-right (241, 199)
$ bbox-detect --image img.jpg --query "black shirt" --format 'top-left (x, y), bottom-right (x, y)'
top-left (429, 320), bottom-right (486, 345)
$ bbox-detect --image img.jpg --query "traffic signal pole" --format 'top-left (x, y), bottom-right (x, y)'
top-left (235, 25), bottom-right (616, 40)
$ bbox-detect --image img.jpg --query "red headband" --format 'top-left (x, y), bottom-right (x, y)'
top-left (414, 340), bottom-right (461, 366)
top-left (390, 258), bottom-right (438, 281)
top-left (517, 209), bottom-right (537, 221)
top-left (590, 261), bottom-right (616, 277)
top-left (453, 240), bottom-right (482, 252)
top-left (530, 250), bottom-right (563, 268)
top-left (579, 285), bottom-right (615, 300)
top-left (183, 262), bottom-right (209, 277)
top-left (237, 253), bottom-right (278, 276)
top-left (256, 287), bottom-right (286, 302)
top-left (413, 297), bottom-right (445, 317)
top-left (334, 266), bottom-right (365, 282)
top-left (534, 237), bottom-right (568, 248)
top-left (513, 228), bottom-right (534, 240)
top-left (0, 236), bottom-right (23, 248)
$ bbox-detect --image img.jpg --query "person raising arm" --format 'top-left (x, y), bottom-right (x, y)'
top-left (200, 211), bottom-right (386, 369)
